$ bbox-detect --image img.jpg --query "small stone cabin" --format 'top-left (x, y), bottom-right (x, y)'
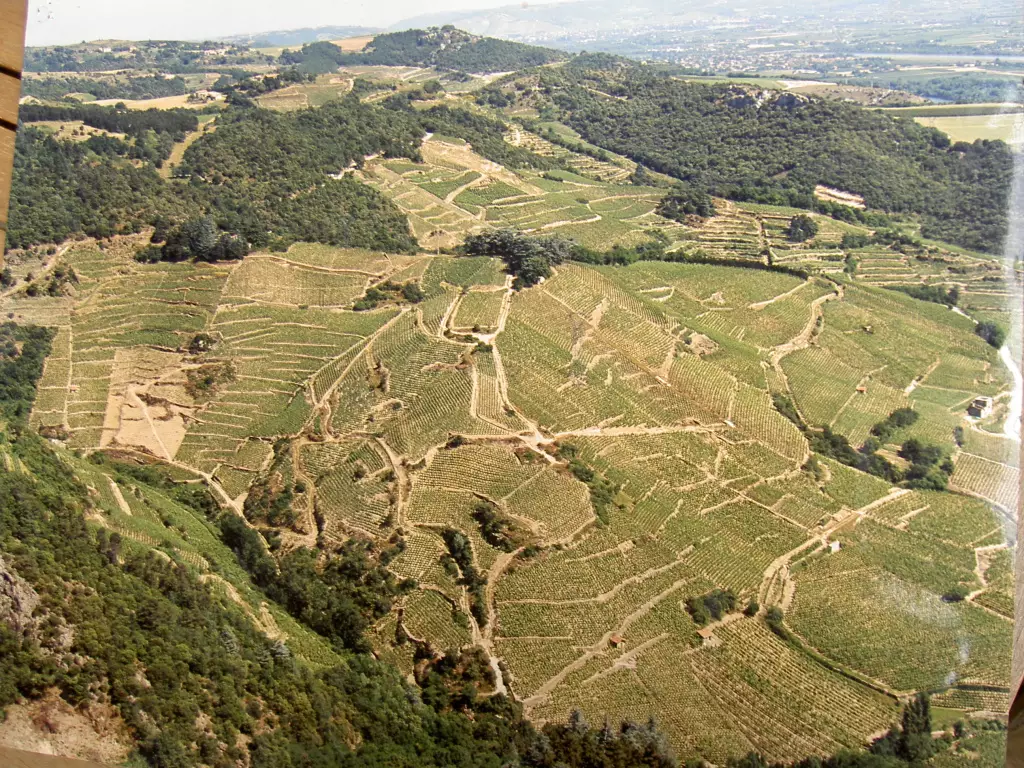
top-left (968, 396), bottom-right (993, 418)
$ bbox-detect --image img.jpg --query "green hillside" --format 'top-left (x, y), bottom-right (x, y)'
top-left (1, 29), bottom-right (1018, 768)
top-left (478, 60), bottom-right (1012, 253)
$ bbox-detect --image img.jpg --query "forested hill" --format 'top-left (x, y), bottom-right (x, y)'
top-left (7, 97), bottom-right (422, 253)
top-left (280, 26), bottom-right (567, 74)
top-left (490, 62), bottom-right (1012, 252)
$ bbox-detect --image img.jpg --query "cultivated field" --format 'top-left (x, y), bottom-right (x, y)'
top-left (915, 112), bottom-right (1023, 147)
top-left (8, 121), bottom-right (1020, 764)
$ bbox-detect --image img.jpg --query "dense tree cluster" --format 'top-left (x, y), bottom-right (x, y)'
top-left (0, 323), bottom-right (53, 422)
top-left (506, 64), bottom-right (1011, 252)
top-left (353, 279), bottom-right (426, 310)
top-left (180, 97), bottom-right (421, 191)
top-left (890, 283), bottom-right (959, 307)
top-left (178, 98), bottom-right (421, 252)
top-left (843, 74), bottom-right (1023, 104)
top-left (219, 511), bottom-right (413, 654)
top-left (771, 394), bottom-right (805, 429)
top-left (9, 98), bottom-right (422, 253)
top-left (22, 74), bottom-right (190, 102)
top-left (462, 229), bottom-right (574, 287)
top-left (278, 41), bottom-right (353, 75)
top-left (137, 216), bottom-right (249, 263)
top-left (471, 500), bottom-right (520, 551)
top-left (242, 475), bottom-right (296, 528)
top-left (975, 321), bottom-right (1006, 349)
top-left (25, 40), bottom-right (272, 74)
top-left (441, 528), bottom-right (489, 626)
top-left (657, 186), bottom-right (717, 220)
top-left (786, 214), bottom-right (819, 242)
top-left (685, 589), bottom-right (737, 625)
top-left (7, 127), bottom-right (188, 248)
top-left (806, 407), bottom-right (954, 490)
top-left (542, 712), bottom-right (678, 768)
top-left (218, 67), bottom-right (312, 97)
top-left (19, 102), bottom-right (198, 167)
top-left (869, 693), bottom-right (936, 763)
top-left (21, 102), bottom-right (199, 139)
top-left (869, 407), bottom-right (919, 442)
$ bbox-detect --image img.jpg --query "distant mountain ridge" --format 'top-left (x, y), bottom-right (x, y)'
top-left (219, 26), bottom-right (380, 47)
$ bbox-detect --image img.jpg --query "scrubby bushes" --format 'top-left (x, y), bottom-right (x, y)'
top-left (685, 589), bottom-right (737, 625)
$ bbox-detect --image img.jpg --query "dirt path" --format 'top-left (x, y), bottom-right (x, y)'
top-left (307, 307), bottom-right (410, 412)
top-left (126, 387), bottom-right (173, 461)
top-left (755, 483), bottom-right (900, 608)
top-left (0, 243), bottom-right (73, 300)
top-left (553, 423), bottom-right (725, 439)
top-left (769, 288), bottom-right (840, 369)
top-left (160, 124), bottom-right (214, 180)
top-left (466, 276), bottom-right (554, 454)
top-left (288, 438), bottom-right (320, 548)
top-left (249, 253), bottom-right (385, 278)
top-left (522, 572), bottom-right (694, 708)
top-left (444, 173), bottom-right (488, 204)
top-left (537, 215), bottom-right (602, 232)
top-left (61, 326), bottom-right (74, 431)
top-left (118, 446), bottom-right (248, 519)
top-left (106, 477), bottom-right (133, 517)
top-left (966, 543), bottom-right (1012, 618)
top-left (474, 550), bottom-right (516, 696)
top-left (853, 488), bottom-right (911, 519)
top-left (503, 557), bottom-right (689, 608)
top-left (472, 275), bottom-right (515, 345)
top-left (580, 633), bottom-right (670, 686)
top-left (747, 280), bottom-right (810, 310)
top-left (437, 291), bottom-right (464, 340)
top-left (905, 359), bottom-right (941, 394)
top-left (375, 438), bottom-right (411, 528)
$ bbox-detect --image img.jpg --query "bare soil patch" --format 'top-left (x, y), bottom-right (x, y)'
top-left (0, 691), bottom-right (131, 766)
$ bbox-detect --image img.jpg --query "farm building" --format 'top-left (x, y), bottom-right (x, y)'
top-left (609, 634), bottom-right (624, 648)
top-left (697, 627), bottom-right (718, 647)
top-left (968, 396), bottom-right (993, 418)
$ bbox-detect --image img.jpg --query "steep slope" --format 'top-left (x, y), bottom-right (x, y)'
top-left (481, 62), bottom-right (1013, 252)
top-left (1, 37), bottom-right (1018, 767)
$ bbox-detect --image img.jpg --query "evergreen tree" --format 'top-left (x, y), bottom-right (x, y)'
top-left (899, 693), bottom-right (934, 762)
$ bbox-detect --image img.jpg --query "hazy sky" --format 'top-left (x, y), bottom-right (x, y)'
top-left (25, 0), bottom-right (529, 46)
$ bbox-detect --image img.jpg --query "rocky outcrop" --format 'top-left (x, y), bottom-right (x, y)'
top-left (724, 85), bottom-right (809, 111)
top-left (0, 553), bottom-right (41, 636)
top-left (0, 553), bottom-right (73, 651)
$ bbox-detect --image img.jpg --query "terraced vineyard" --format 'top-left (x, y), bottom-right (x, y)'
top-left (5, 116), bottom-right (1020, 765)
top-left (362, 133), bottom-right (689, 251)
